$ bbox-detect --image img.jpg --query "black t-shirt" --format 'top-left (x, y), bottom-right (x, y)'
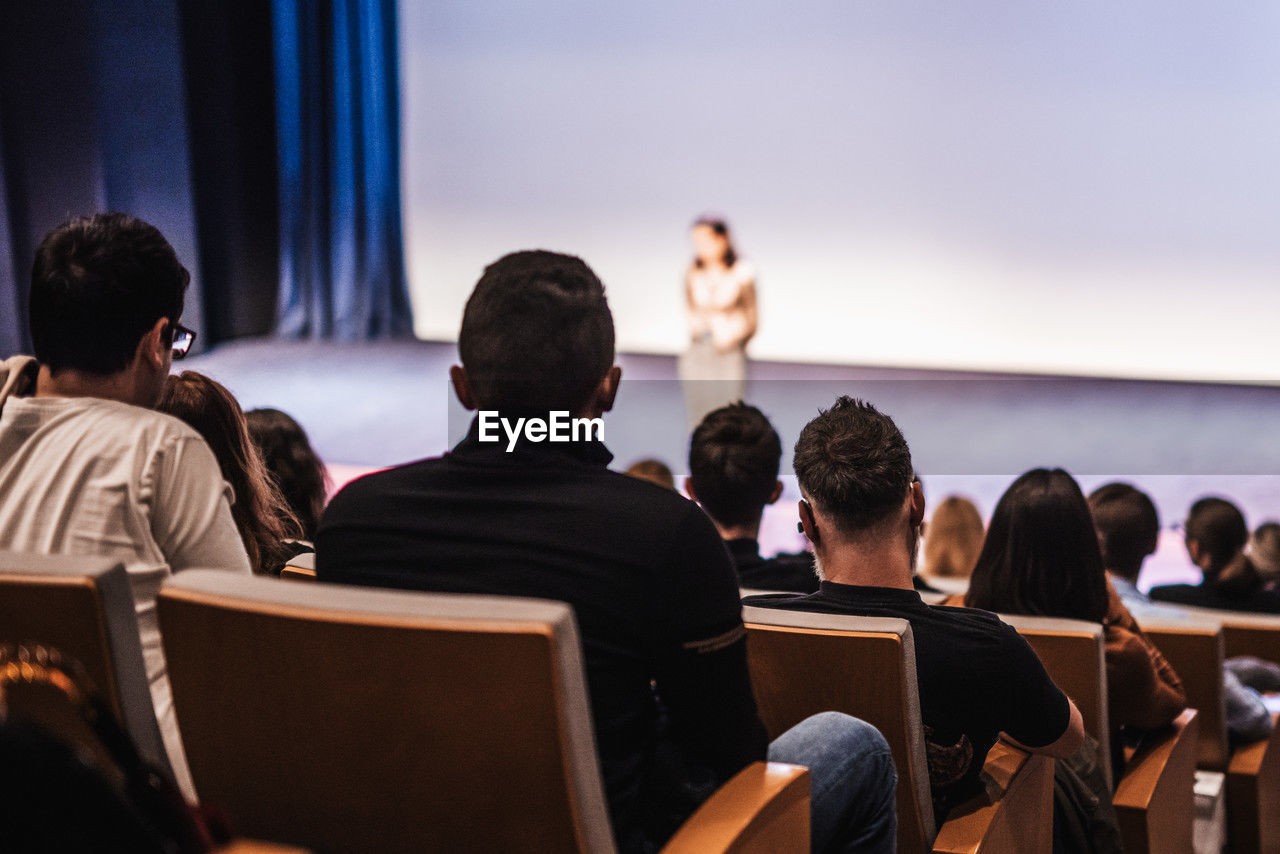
top-left (725, 538), bottom-right (819, 594)
top-left (744, 582), bottom-right (1070, 818)
top-left (1149, 580), bottom-right (1280, 614)
top-left (316, 418), bottom-right (768, 852)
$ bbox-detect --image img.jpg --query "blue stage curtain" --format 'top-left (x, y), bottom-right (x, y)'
top-left (273, 0), bottom-right (414, 340)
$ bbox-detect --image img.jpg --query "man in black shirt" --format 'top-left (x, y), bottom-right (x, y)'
top-left (745, 396), bottom-right (1086, 820)
top-left (686, 402), bottom-right (818, 593)
top-left (318, 252), bottom-right (896, 853)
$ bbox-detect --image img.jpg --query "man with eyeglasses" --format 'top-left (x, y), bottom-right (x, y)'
top-left (0, 213), bottom-right (250, 799)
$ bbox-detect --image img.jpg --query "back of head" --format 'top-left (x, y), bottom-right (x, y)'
top-left (1250, 522), bottom-right (1280, 581)
top-left (923, 495), bottom-right (984, 579)
top-left (967, 468), bottom-right (1109, 622)
top-left (792, 396), bottom-right (913, 537)
top-left (30, 213), bottom-right (188, 375)
top-left (624, 458), bottom-right (676, 491)
top-left (688, 402), bottom-right (781, 527)
top-left (1185, 496), bottom-right (1258, 593)
top-left (458, 251), bottom-right (614, 413)
top-left (158, 373), bottom-right (300, 571)
top-left (1087, 482), bottom-right (1160, 582)
top-left (246, 407), bottom-right (329, 540)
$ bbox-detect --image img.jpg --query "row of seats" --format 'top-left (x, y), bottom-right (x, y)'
top-left (6, 548), bottom-right (1280, 853)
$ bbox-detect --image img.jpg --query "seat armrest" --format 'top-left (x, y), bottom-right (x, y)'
top-left (662, 762), bottom-right (810, 854)
top-left (1226, 712), bottom-right (1280, 854)
top-left (932, 741), bottom-right (1055, 853)
top-left (1113, 708), bottom-right (1199, 854)
top-left (215, 841), bottom-right (312, 853)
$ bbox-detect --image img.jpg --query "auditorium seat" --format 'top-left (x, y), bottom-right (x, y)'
top-left (999, 614), bottom-right (1200, 854)
top-left (0, 550), bottom-right (171, 776)
top-left (1140, 617), bottom-right (1280, 854)
top-left (158, 571), bottom-right (810, 854)
top-left (741, 606), bottom-right (1055, 854)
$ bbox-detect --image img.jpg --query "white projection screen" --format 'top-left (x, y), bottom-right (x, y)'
top-left (399, 2), bottom-right (1280, 382)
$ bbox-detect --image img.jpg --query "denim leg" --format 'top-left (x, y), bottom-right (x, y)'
top-left (768, 712), bottom-right (898, 854)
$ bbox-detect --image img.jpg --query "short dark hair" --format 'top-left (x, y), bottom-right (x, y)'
top-left (29, 213), bottom-right (189, 375)
top-left (1087, 482), bottom-right (1160, 581)
top-left (458, 250), bottom-right (614, 413)
top-left (792, 397), bottom-right (914, 534)
top-left (966, 468), bottom-right (1109, 623)
top-left (689, 402), bottom-right (782, 527)
top-left (1185, 497), bottom-right (1248, 572)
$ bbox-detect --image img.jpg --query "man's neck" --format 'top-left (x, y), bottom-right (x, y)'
top-left (815, 535), bottom-right (916, 591)
top-left (715, 518), bottom-right (761, 542)
top-left (35, 365), bottom-right (142, 406)
top-left (1106, 568), bottom-right (1141, 587)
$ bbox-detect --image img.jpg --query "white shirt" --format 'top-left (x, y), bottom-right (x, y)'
top-left (0, 395), bottom-right (251, 798)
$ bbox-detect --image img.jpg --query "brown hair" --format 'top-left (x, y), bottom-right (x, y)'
top-left (923, 496), bottom-right (984, 579)
top-left (158, 372), bottom-right (302, 573)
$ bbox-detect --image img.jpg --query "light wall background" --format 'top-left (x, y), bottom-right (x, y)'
top-left (399, 1), bottom-right (1280, 382)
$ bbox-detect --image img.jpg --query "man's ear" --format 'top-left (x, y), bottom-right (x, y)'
top-left (1186, 539), bottom-right (1206, 568)
top-left (908, 480), bottom-right (926, 528)
top-left (450, 365), bottom-right (477, 410)
top-left (683, 476), bottom-right (697, 502)
top-left (136, 317), bottom-right (170, 371)
top-left (798, 499), bottom-right (821, 546)
top-left (595, 365), bottom-right (622, 413)
top-left (766, 480), bottom-right (783, 505)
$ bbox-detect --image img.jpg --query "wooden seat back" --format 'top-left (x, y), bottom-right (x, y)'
top-left (158, 570), bottom-right (615, 853)
top-left (0, 550), bottom-right (169, 774)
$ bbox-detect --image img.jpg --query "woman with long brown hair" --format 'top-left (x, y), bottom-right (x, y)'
top-left (158, 372), bottom-right (303, 574)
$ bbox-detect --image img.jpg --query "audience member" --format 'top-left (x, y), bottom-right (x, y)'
top-left (0, 213), bottom-right (251, 798)
top-left (919, 495), bottom-right (983, 595)
top-left (1249, 521), bottom-right (1280, 582)
top-left (158, 372), bottom-right (305, 575)
top-left (623, 457), bottom-right (676, 490)
top-left (686, 402), bottom-right (818, 593)
top-left (744, 397), bottom-right (1084, 822)
top-left (246, 407), bottom-right (329, 541)
top-left (959, 470), bottom-right (1187, 742)
top-left (317, 252), bottom-right (897, 853)
top-left (1150, 497), bottom-right (1280, 613)
top-left (1089, 482), bottom-right (1275, 743)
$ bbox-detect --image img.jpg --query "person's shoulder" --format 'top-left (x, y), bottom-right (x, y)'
top-left (71, 399), bottom-right (207, 447)
top-left (733, 260), bottom-right (757, 282)
top-left (741, 592), bottom-right (813, 610)
top-left (328, 456), bottom-right (441, 504)
top-left (602, 466), bottom-right (698, 514)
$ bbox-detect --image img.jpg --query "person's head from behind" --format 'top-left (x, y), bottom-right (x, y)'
top-left (29, 213), bottom-right (191, 407)
top-left (245, 407), bottom-right (329, 541)
top-left (1087, 482), bottom-right (1159, 583)
top-left (792, 397), bottom-right (922, 574)
top-left (158, 372), bottom-right (301, 573)
top-left (625, 458), bottom-right (676, 491)
top-left (1183, 497), bottom-right (1255, 592)
top-left (690, 215), bottom-right (738, 270)
top-left (451, 251), bottom-right (619, 417)
top-left (1250, 522), bottom-right (1280, 582)
top-left (965, 468), bottom-right (1108, 622)
top-left (923, 495), bottom-right (984, 579)
top-left (686, 402), bottom-right (784, 537)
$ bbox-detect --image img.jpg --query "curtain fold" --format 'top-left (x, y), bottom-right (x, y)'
top-left (273, 0), bottom-right (413, 340)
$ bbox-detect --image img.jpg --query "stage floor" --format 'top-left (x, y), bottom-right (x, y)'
top-left (186, 337), bottom-right (1280, 590)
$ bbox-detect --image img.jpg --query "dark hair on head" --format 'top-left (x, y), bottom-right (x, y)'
top-left (1087, 482), bottom-right (1160, 582)
top-left (689, 402), bottom-right (782, 527)
top-left (1184, 496), bottom-right (1262, 593)
top-left (158, 373), bottom-right (302, 574)
top-left (246, 408), bottom-right (329, 541)
top-left (458, 250), bottom-right (615, 413)
top-left (29, 213), bottom-right (189, 375)
top-left (1185, 497), bottom-right (1248, 571)
top-left (965, 468), bottom-right (1109, 622)
top-left (792, 397), bottom-right (914, 534)
top-left (691, 215), bottom-right (738, 269)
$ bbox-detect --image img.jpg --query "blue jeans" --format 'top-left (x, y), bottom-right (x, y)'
top-left (768, 712), bottom-right (897, 854)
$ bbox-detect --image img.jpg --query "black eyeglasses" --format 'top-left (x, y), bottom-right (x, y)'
top-left (171, 323), bottom-right (197, 360)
